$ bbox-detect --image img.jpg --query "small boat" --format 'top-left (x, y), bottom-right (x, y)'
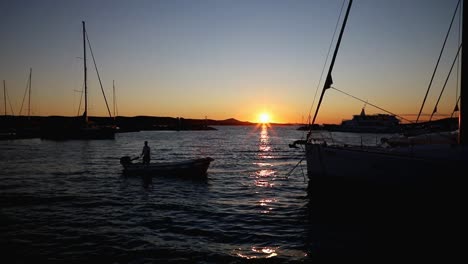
top-left (119, 156), bottom-right (214, 178)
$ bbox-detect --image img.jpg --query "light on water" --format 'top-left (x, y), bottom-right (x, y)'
top-left (0, 125), bottom-right (313, 262)
top-left (0, 126), bottom-right (404, 261)
top-left (234, 246), bottom-right (278, 259)
top-left (253, 125), bottom-right (276, 188)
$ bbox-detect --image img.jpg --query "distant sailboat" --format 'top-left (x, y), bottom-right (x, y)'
top-left (41, 21), bottom-right (116, 140)
top-left (15, 68), bottom-right (41, 138)
top-left (0, 80), bottom-right (16, 140)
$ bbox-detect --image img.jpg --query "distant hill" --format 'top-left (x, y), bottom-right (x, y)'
top-left (206, 118), bottom-right (254, 126)
top-left (0, 115), bottom-right (257, 133)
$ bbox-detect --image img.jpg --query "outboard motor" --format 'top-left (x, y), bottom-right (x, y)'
top-left (120, 156), bottom-right (132, 166)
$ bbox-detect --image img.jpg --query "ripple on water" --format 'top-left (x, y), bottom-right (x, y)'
top-left (0, 126), bottom-right (311, 262)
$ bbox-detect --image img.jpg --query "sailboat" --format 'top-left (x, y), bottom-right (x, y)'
top-left (15, 68), bottom-right (41, 139)
top-left (300, 1), bottom-right (465, 258)
top-left (41, 21), bottom-right (116, 140)
top-left (0, 80), bottom-right (16, 140)
top-left (303, 0), bottom-right (467, 183)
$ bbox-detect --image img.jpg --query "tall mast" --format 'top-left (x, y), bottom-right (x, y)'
top-left (3, 80), bottom-right (6, 116)
top-left (309, 0), bottom-right (353, 134)
top-left (113, 80), bottom-right (116, 120)
top-left (28, 68), bottom-right (31, 119)
top-left (82, 21), bottom-right (88, 124)
top-left (460, 0), bottom-right (467, 144)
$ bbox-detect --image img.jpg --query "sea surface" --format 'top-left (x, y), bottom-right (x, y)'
top-left (0, 126), bottom-right (440, 262)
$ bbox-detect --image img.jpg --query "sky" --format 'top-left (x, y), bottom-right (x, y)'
top-left (0, 0), bottom-right (462, 124)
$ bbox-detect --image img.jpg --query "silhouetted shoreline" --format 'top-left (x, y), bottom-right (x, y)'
top-left (1, 115), bottom-right (271, 139)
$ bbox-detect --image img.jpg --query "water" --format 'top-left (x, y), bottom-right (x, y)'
top-left (3, 126), bottom-right (457, 262)
top-left (1, 125), bottom-right (332, 263)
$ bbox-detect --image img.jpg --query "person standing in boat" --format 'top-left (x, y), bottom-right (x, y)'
top-left (141, 141), bottom-right (151, 165)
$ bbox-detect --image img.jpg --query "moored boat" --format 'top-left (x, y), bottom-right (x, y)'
top-left (41, 21), bottom-right (116, 140)
top-left (120, 156), bottom-right (214, 178)
top-left (328, 107), bottom-right (401, 133)
top-left (301, 0), bottom-right (468, 182)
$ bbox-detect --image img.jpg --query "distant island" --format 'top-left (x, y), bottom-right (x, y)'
top-left (111, 116), bottom-right (256, 131)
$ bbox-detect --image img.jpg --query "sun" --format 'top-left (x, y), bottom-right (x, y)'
top-left (258, 112), bottom-right (271, 124)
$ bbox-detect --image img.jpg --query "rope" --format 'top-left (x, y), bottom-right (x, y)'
top-left (286, 156), bottom-right (305, 178)
top-left (76, 80), bottom-right (84, 117)
top-left (306, 0), bottom-right (347, 132)
top-left (19, 73), bottom-right (30, 116)
top-left (4, 83), bottom-right (15, 116)
top-left (451, 95), bottom-right (461, 118)
top-left (416, 0), bottom-right (461, 123)
top-left (309, 0), bottom-right (353, 135)
top-left (85, 31), bottom-right (113, 119)
top-left (429, 43), bottom-right (463, 121)
top-left (329, 86), bottom-right (414, 123)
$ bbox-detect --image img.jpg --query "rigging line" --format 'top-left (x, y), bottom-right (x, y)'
top-left (3, 80), bottom-right (5, 116)
top-left (329, 86), bottom-right (413, 123)
top-left (416, 0), bottom-right (461, 123)
top-left (429, 43), bottom-right (463, 121)
top-left (85, 31), bottom-right (113, 119)
top-left (28, 68), bottom-right (31, 118)
top-left (113, 80), bottom-right (118, 119)
top-left (299, 157), bottom-right (306, 183)
top-left (5, 84), bottom-right (15, 116)
top-left (451, 95), bottom-right (461, 118)
top-left (115, 94), bottom-right (118, 117)
top-left (19, 71), bottom-right (31, 116)
top-left (400, 113), bottom-right (451, 117)
top-left (307, 0), bottom-right (346, 127)
top-left (285, 156), bottom-right (305, 178)
top-left (113, 80), bottom-right (116, 119)
top-left (286, 156), bottom-right (304, 176)
top-left (310, 0), bottom-right (353, 134)
top-left (453, 1), bottom-right (462, 117)
top-left (303, 0), bottom-right (346, 139)
top-left (76, 80), bottom-right (84, 117)
top-left (8, 94), bottom-right (14, 116)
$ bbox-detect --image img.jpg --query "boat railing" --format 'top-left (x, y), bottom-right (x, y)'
top-left (309, 130), bottom-right (394, 148)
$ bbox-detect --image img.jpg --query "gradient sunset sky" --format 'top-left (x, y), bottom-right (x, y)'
top-left (0, 0), bottom-right (462, 124)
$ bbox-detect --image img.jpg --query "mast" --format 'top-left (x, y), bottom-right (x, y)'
top-left (28, 68), bottom-right (31, 119)
top-left (113, 80), bottom-right (116, 120)
top-left (113, 80), bottom-right (115, 118)
top-left (309, 0), bottom-right (353, 136)
top-left (460, 0), bottom-right (467, 144)
top-left (82, 21), bottom-right (88, 124)
top-left (3, 80), bottom-right (6, 116)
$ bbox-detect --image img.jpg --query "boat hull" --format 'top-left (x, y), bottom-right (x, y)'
top-left (41, 127), bottom-right (116, 140)
top-left (121, 157), bottom-right (214, 178)
top-left (305, 142), bottom-right (467, 185)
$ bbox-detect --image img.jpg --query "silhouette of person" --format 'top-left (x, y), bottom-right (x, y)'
top-left (141, 141), bottom-right (151, 165)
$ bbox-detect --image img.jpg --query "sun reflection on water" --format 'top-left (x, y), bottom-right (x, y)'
top-left (251, 124), bottom-right (278, 211)
top-left (258, 124), bottom-right (273, 158)
top-left (234, 246), bottom-right (279, 259)
top-left (252, 125), bottom-right (276, 185)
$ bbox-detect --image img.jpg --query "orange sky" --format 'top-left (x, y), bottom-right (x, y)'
top-left (0, 0), bottom-right (461, 124)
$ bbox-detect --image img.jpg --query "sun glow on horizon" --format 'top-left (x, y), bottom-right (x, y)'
top-left (258, 112), bottom-right (271, 124)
